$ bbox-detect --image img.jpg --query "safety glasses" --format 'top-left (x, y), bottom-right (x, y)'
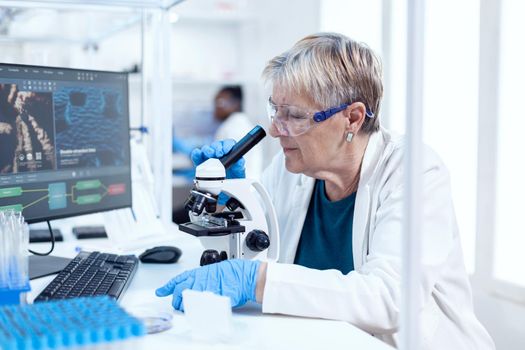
top-left (266, 97), bottom-right (374, 137)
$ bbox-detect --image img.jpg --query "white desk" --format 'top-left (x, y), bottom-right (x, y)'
top-left (28, 226), bottom-right (393, 350)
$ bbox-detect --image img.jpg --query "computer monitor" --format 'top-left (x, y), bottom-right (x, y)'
top-left (0, 63), bottom-right (132, 223)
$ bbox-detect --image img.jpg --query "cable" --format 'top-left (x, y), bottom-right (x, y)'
top-left (28, 220), bottom-right (55, 256)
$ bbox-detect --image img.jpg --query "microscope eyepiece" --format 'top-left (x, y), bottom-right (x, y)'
top-left (220, 125), bottom-right (266, 170)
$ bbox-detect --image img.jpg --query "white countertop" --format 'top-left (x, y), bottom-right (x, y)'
top-left (27, 224), bottom-right (393, 350)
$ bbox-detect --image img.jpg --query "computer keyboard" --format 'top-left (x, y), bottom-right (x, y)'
top-left (34, 251), bottom-right (138, 302)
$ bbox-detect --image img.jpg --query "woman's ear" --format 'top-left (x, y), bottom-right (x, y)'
top-left (343, 102), bottom-right (367, 134)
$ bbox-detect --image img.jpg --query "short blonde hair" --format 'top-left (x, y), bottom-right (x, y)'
top-left (262, 32), bottom-right (383, 133)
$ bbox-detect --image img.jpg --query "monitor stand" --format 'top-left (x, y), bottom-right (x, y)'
top-left (29, 255), bottom-right (72, 280)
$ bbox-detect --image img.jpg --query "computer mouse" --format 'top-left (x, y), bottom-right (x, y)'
top-left (139, 246), bottom-right (182, 264)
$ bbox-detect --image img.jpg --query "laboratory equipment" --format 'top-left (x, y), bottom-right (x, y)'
top-left (34, 251), bottom-right (138, 302)
top-left (179, 126), bottom-right (280, 265)
top-left (0, 210), bottom-right (30, 305)
top-left (29, 228), bottom-right (63, 243)
top-left (0, 296), bottom-right (145, 350)
top-left (125, 304), bottom-right (173, 334)
top-left (72, 226), bottom-right (108, 239)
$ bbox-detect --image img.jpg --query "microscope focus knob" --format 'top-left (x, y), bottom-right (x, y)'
top-left (246, 230), bottom-right (270, 252)
top-left (220, 251), bottom-right (228, 261)
top-left (200, 249), bottom-right (220, 266)
top-left (200, 249), bottom-right (228, 266)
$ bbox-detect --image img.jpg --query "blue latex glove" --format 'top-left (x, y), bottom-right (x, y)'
top-left (190, 139), bottom-right (246, 179)
top-left (155, 259), bottom-right (261, 311)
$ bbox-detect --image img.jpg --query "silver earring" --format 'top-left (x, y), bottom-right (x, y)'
top-left (346, 132), bottom-right (354, 143)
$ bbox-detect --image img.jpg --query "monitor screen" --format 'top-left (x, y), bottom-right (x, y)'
top-left (0, 63), bottom-right (132, 223)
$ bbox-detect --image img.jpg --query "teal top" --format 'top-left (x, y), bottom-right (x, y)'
top-left (294, 180), bottom-right (356, 274)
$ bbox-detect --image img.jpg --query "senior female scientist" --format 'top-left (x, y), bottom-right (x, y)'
top-left (156, 33), bottom-right (495, 349)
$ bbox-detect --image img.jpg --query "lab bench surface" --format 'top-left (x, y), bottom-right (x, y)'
top-left (28, 226), bottom-right (393, 350)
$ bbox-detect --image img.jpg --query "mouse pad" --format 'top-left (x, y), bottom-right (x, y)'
top-left (29, 255), bottom-right (72, 280)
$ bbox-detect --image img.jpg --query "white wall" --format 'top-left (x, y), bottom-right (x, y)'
top-left (240, 0), bottom-right (321, 163)
top-left (473, 287), bottom-right (525, 349)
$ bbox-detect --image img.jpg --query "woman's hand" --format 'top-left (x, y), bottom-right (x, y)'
top-left (190, 139), bottom-right (246, 179)
top-left (155, 259), bottom-right (261, 311)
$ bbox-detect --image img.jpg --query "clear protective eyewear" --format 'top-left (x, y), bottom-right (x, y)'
top-left (266, 97), bottom-right (374, 137)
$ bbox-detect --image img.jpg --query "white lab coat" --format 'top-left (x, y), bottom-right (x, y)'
top-left (260, 128), bottom-right (495, 350)
top-left (215, 112), bottom-right (263, 180)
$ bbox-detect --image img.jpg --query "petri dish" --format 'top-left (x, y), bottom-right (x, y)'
top-left (125, 305), bottom-right (174, 334)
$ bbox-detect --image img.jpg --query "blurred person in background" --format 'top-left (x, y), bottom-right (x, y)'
top-left (171, 85), bottom-right (263, 178)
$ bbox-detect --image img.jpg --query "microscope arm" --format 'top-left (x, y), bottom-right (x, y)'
top-left (220, 179), bottom-right (280, 262)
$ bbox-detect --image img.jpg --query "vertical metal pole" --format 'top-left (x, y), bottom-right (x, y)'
top-left (402, 0), bottom-right (425, 349)
top-left (381, 0), bottom-right (393, 127)
top-left (474, 0), bottom-right (502, 289)
top-left (140, 9), bottom-right (147, 143)
top-left (149, 8), bottom-right (172, 224)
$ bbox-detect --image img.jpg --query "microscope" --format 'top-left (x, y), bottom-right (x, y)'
top-left (179, 126), bottom-right (279, 266)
